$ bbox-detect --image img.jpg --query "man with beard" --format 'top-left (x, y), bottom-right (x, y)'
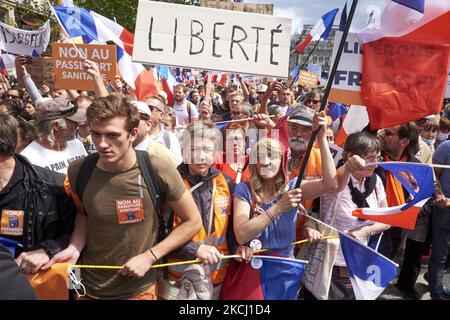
top-left (188, 89), bottom-right (201, 108)
top-left (172, 84), bottom-right (198, 128)
top-left (20, 98), bottom-right (87, 174)
top-left (287, 107), bottom-right (339, 242)
top-left (287, 108), bottom-right (323, 182)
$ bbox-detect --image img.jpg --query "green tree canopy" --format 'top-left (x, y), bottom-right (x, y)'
top-left (74, 0), bottom-right (199, 33)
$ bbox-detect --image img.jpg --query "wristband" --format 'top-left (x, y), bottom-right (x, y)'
top-left (149, 248), bottom-right (158, 261)
top-left (265, 208), bottom-right (276, 223)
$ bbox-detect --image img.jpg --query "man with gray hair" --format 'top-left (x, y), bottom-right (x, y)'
top-left (20, 98), bottom-right (87, 174)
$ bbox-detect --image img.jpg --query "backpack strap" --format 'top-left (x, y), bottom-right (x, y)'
top-left (162, 130), bottom-right (171, 150)
top-left (187, 101), bottom-right (192, 123)
top-left (135, 150), bottom-right (166, 243)
top-left (75, 153), bottom-right (100, 200)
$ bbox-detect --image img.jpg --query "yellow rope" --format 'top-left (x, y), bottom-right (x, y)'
top-left (72, 235), bottom-right (339, 270)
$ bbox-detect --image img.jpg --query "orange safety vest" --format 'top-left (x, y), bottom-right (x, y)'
top-left (168, 172), bottom-right (231, 285)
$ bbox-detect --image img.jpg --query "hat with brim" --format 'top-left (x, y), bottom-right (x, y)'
top-left (66, 108), bottom-right (86, 123)
top-left (36, 98), bottom-right (87, 123)
top-left (131, 101), bottom-right (151, 116)
top-left (287, 107), bottom-right (314, 126)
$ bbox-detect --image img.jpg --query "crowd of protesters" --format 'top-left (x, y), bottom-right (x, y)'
top-left (0, 56), bottom-right (449, 300)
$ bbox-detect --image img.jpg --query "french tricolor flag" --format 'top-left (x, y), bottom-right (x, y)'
top-left (53, 6), bottom-right (160, 100)
top-left (334, 105), bottom-right (369, 147)
top-left (352, 162), bottom-right (435, 230)
top-left (159, 65), bottom-right (176, 106)
top-left (295, 8), bottom-right (339, 53)
top-left (360, 0), bottom-right (450, 130)
top-left (339, 233), bottom-right (398, 300)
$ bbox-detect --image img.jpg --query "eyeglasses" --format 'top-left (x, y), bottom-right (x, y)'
top-left (148, 105), bottom-right (162, 113)
top-left (7, 94), bottom-right (19, 99)
top-left (363, 155), bottom-right (384, 163)
top-left (306, 99), bottom-right (320, 104)
top-left (382, 129), bottom-right (399, 137)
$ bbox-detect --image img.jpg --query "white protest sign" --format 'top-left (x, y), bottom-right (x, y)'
top-left (133, 0), bottom-right (291, 78)
top-left (328, 31), bottom-right (363, 105)
top-left (0, 20), bottom-right (51, 56)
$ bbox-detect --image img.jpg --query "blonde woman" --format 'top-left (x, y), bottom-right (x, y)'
top-left (220, 111), bottom-right (338, 299)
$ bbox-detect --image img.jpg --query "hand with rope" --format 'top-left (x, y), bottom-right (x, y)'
top-left (196, 244), bottom-right (223, 265)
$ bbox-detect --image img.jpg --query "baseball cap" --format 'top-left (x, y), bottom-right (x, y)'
top-left (130, 101), bottom-right (151, 116)
top-left (36, 98), bottom-right (86, 123)
top-left (287, 107), bottom-right (314, 126)
top-left (158, 91), bottom-right (168, 106)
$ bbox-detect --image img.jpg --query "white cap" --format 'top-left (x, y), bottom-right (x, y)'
top-left (131, 101), bottom-right (151, 116)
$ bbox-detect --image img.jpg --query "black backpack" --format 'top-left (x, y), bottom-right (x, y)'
top-left (75, 150), bottom-right (168, 245)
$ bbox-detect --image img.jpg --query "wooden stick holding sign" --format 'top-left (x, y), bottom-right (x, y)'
top-left (205, 71), bottom-right (213, 105)
top-left (294, 0), bottom-right (359, 189)
top-left (45, 0), bottom-right (87, 60)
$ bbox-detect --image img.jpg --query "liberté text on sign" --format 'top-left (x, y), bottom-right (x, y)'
top-left (133, 0), bottom-right (292, 78)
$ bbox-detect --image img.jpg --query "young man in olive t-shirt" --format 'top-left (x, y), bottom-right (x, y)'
top-left (43, 95), bottom-right (202, 300)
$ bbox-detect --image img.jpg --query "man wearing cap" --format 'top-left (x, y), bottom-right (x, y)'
top-left (131, 100), bottom-right (182, 168)
top-left (145, 96), bottom-right (182, 161)
top-left (20, 98), bottom-right (87, 174)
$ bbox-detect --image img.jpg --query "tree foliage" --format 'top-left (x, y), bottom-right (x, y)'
top-left (74, 0), bottom-right (199, 33)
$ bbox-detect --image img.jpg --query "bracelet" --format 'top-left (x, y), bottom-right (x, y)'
top-left (265, 208), bottom-right (276, 223)
top-left (149, 248), bottom-right (159, 261)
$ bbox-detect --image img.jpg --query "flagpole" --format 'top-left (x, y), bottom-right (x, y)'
top-left (368, 161), bottom-right (450, 169)
top-left (294, 0), bottom-right (358, 189)
top-left (288, 40), bottom-right (320, 89)
top-left (297, 211), bottom-right (399, 268)
top-left (45, 0), bottom-right (87, 59)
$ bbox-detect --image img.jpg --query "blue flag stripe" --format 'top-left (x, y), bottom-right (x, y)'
top-left (391, 0), bottom-right (425, 13)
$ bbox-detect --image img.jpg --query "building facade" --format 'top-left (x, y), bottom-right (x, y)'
top-left (290, 24), bottom-right (340, 78)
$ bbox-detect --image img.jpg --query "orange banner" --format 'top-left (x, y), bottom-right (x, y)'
top-left (52, 43), bottom-right (117, 91)
top-left (26, 263), bottom-right (69, 300)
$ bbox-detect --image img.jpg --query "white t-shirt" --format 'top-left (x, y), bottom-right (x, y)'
top-left (321, 175), bottom-right (387, 266)
top-left (20, 139), bottom-right (87, 174)
top-left (173, 100), bottom-right (198, 128)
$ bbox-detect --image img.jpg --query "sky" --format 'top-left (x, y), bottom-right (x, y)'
top-left (267, 0), bottom-right (386, 33)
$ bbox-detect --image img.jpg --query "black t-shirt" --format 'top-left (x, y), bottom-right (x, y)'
top-left (0, 159), bottom-right (26, 256)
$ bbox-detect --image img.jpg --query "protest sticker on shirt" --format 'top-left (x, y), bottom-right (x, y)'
top-left (214, 195), bottom-right (230, 216)
top-left (115, 198), bottom-right (145, 224)
top-left (1, 210), bottom-right (24, 236)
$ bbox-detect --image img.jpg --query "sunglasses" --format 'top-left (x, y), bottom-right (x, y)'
top-left (231, 111), bottom-right (243, 116)
top-left (148, 105), bottom-right (162, 113)
top-left (306, 99), bottom-right (320, 104)
top-left (7, 94), bottom-right (19, 99)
